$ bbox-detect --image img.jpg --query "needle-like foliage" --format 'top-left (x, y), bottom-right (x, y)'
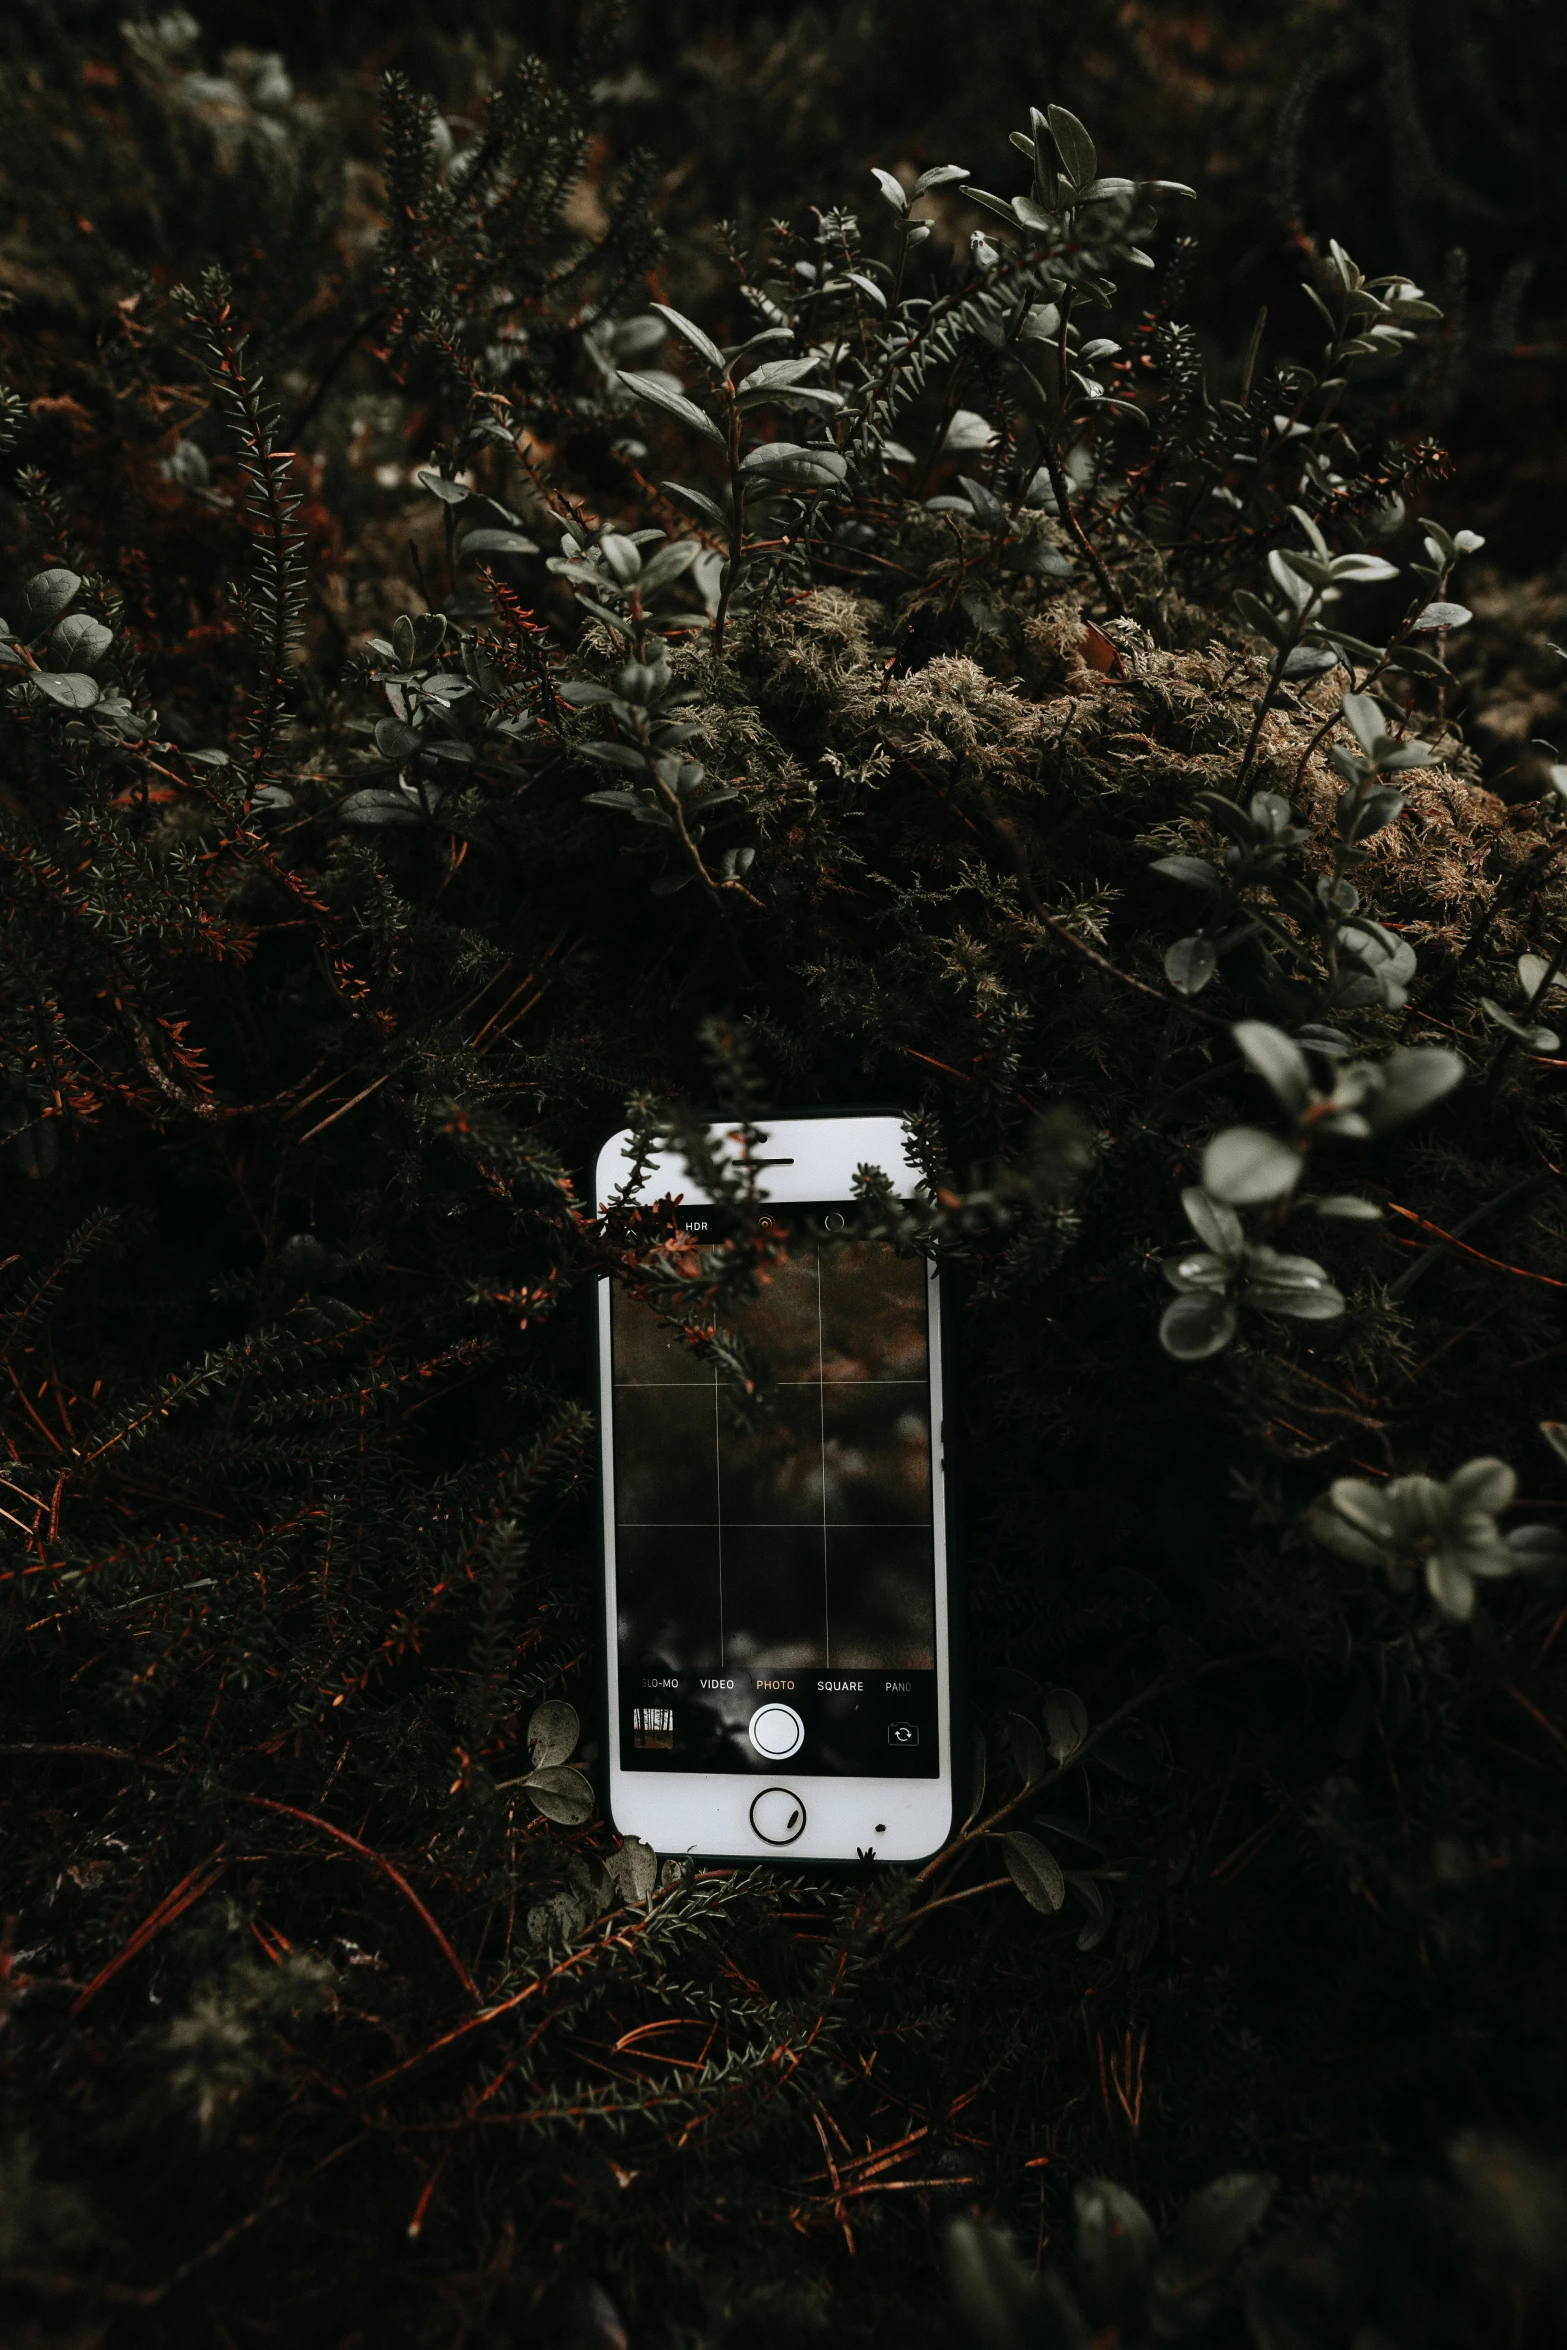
top-left (2, 11), bottom-right (1566, 2349)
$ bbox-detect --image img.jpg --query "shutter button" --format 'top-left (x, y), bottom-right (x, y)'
top-left (750, 1787), bottom-right (806, 1845)
top-left (748, 1702), bottom-right (805, 1759)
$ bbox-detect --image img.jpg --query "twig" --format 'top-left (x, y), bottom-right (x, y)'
top-left (70, 1853), bottom-right (228, 2015)
top-left (233, 1795), bottom-right (476, 1997)
top-left (1386, 1171), bottom-right (1555, 1298)
top-left (1384, 1199), bottom-right (1566, 1295)
top-left (1501, 1682), bottom-right (1567, 1760)
top-left (297, 1071), bottom-right (392, 1144)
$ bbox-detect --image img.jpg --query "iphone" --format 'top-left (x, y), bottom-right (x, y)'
top-left (594, 1111), bottom-right (957, 1863)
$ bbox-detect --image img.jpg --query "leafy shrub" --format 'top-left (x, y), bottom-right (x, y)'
top-left (2, 13), bottom-right (1566, 2348)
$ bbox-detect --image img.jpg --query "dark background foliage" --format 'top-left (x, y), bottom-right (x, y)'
top-left (2, 4), bottom-right (1566, 2347)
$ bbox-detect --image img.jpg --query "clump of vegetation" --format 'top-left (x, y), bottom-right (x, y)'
top-left (2, 10), bottom-right (1566, 2347)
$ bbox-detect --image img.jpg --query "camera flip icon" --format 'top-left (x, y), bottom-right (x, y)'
top-left (887, 1721), bottom-right (920, 1748)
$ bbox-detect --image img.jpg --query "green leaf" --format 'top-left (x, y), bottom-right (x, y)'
top-left (871, 167), bottom-right (907, 213)
top-left (1247, 1269), bottom-right (1344, 1321)
top-left (1160, 1292), bottom-right (1238, 1360)
top-left (1329, 552), bottom-right (1399, 584)
top-left (1075, 2179), bottom-right (1156, 2332)
top-left (393, 612), bottom-right (447, 666)
top-left (32, 671), bottom-right (101, 710)
top-left (1412, 600), bottom-right (1472, 631)
top-left (522, 1764), bottom-right (595, 1826)
top-left (737, 382), bottom-right (844, 417)
top-left (1366, 1045), bottom-right (1465, 1129)
top-left (956, 475), bottom-right (1007, 532)
top-left (21, 568), bottom-right (81, 628)
top-left (459, 529), bottom-right (539, 557)
top-left (1542, 1423), bottom-right (1567, 1469)
top-left (416, 470), bottom-right (470, 504)
top-left (374, 716), bottom-right (420, 760)
top-left (338, 789), bottom-right (419, 825)
top-left (1002, 1830), bottom-right (1066, 1913)
top-left (914, 164), bottom-right (971, 197)
top-left (1282, 644), bottom-right (1340, 680)
top-left (1340, 783), bottom-right (1407, 842)
top-left (606, 1835), bottom-right (659, 1904)
top-left (1005, 1713), bottom-right (1048, 1787)
top-left (1164, 1248), bottom-right (1231, 1296)
top-left (663, 481), bottom-right (729, 532)
top-left (962, 184), bottom-right (1022, 227)
top-left (1164, 937), bottom-right (1217, 995)
top-left (50, 613), bottom-right (112, 668)
top-left (1274, 548), bottom-right (1334, 591)
top-left (739, 443), bottom-right (848, 486)
top-left (1233, 590), bottom-right (1286, 646)
top-left (1202, 1127), bottom-right (1301, 1204)
top-left (527, 1699), bottom-right (580, 1770)
top-left (1150, 2174), bottom-right (1276, 2339)
top-left (1182, 1188), bottom-right (1243, 1257)
top-left (1012, 193), bottom-right (1061, 232)
top-left (1234, 1021), bottom-right (1310, 1116)
top-left (947, 2218), bottom-right (1090, 2350)
top-left (841, 270), bottom-right (888, 310)
top-left (1341, 692), bottom-right (1387, 755)
top-left (1066, 1872), bottom-right (1114, 1951)
top-left (1046, 104), bottom-right (1097, 191)
top-left (1480, 999), bottom-right (1559, 1052)
top-left (649, 301), bottom-right (729, 377)
top-left (617, 370), bottom-right (726, 448)
top-left (575, 597), bottom-right (634, 640)
top-left (1151, 855), bottom-right (1222, 895)
top-left (737, 358), bottom-right (824, 396)
top-left (1518, 953), bottom-right (1566, 1001)
top-left (579, 743), bottom-right (649, 774)
top-left (636, 541), bottom-right (700, 595)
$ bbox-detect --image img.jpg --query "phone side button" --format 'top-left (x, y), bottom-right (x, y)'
top-left (749, 1787), bottom-right (806, 1845)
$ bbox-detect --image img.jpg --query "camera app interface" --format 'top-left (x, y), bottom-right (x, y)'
top-left (611, 1210), bottom-right (939, 1778)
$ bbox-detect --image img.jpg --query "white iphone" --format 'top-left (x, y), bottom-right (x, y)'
top-left (594, 1111), bottom-right (957, 1864)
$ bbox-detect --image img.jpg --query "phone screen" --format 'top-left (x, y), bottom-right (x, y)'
top-left (610, 1206), bottom-right (940, 1778)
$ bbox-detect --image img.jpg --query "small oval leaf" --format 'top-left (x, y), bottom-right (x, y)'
top-left (32, 671), bottom-right (101, 710)
top-left (1075, 2179), bottom-right (1157, 2330)
top-left (528, 1698), bottom-right (581, 1770)
top-left (22, 568), bottom-right (82, 628)
top-left (617, 370), bottom-right (726, 448)
top-left (50, 612), bottom-right (113, 668)
top-left (1002, 1830), bottom-right (1066, 1914)
top-left (1159, 1292), bottom-right (1239, 1361)
top-left (522, 1764), bottom-right (594, 1826)
top-left (607, 1834), bottom-right (659, 1903)
top-left (1201, 1127), bottom-right (1302, 1204)
top-left (1164, 937), bottom-right (1217, 995)
top-left (1005, 1713), bottom-right (1048, 1788)
top-left (459, 529), bottom-right (540, 558)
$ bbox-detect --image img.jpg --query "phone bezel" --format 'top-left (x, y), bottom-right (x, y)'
top-left (594, 1111), bottom-right (957, 1863)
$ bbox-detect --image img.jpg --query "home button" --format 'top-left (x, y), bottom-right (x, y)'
top-left (750, 1787), bottom-right (806, 1845)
